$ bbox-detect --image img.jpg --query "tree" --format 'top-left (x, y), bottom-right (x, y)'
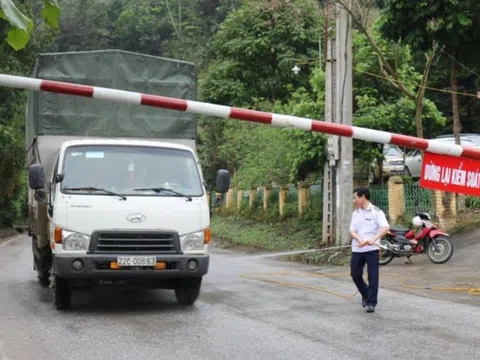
top-left (107, 0), bottom-right (243, 69)
top-left (109, 0), bottom-right (174, 56)
top-left (200, 0), bottom-right (324, 105)
top-left (379, 0), bottom-right (480, 144)
top-left (272, 69), bottom-right (327, 184)
top-left (49, 0), bottom-right (111, 52)
top-left (0, 1), bottom-right (57, 226)
top-left (351, 28), bottom-right (445, 181)
top-left (0, 0), bottom-right (60, 50)
top-left (198, 0), bottom-right (325, 188)
top-left (335, 0), bottom-right (440, 139)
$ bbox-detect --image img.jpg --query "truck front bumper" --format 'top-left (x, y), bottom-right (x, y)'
top-left (53, 253), bottom-right (209, 279)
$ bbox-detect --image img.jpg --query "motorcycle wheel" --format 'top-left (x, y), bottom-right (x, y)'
top-left (378, 239), bottom-right (394, 265)
top-left (427, 236), bottom-right (454, 264)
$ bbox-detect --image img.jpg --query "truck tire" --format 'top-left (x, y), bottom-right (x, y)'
top-left (175, 277), bottom-right (202, 305)
top-left (32, 237), bottom-right (52, 287)
top-left (52, 274), bottom-right (71, 310)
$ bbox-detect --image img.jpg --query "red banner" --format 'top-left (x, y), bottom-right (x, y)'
top-left (420, 152), bottom-right (480, 197)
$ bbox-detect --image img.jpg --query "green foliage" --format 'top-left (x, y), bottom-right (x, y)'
top-left (211, 214), bottom-right (321, 251)
top-left (0, 117), bottom-right (25, 227)
top-left (41, 0), bottom-right (60, 29)
top-left (379, 0), bottom-right (480, 54)
top-left (0, 48), bottom-right (28, 208)
top-left (198, 3), bottom-right (453, 191)
top-left (198, 0), bottom-right (326, 188)
top-left (0, 1), bottom-right (55, 227)
top-left (229, 124), bottom-right (298, 187)
top-left (48, 0), bottom-right (112, 52)
top-left (109, 0), bottom-right (174, 56)
top-left (0, 0), bottom-right (59, 50)
top-left (0, 167), bottom-right (28, 227)
top-left (0, 0), bottom-right (34, 44)
top-left (378, 0), bottom-right (480, 135)
top-left (106, 0), bottom-right (243, 69)
top-left (200, 0), bottom-right (323, 104)
top-left (0, 122), bottom-right (23, 190)
top-left (466, 196), bottom-right (480, 210)
top-left (352, 27), bottom-right (446, 166)
top-left (199, 67), bottom-right (328, 189)
top-left (273, 68), bottom-right (327, 183)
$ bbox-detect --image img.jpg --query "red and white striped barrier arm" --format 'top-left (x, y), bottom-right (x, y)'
top-left (1, 73), bottom-right (480, 160)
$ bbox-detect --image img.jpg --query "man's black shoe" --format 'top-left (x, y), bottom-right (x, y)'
top-left (362, 298), bottom-right (367, 308)
top-left (366, 305), bottom-right (375, 313)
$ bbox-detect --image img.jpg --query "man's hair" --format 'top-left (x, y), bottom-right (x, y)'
top-left (353, 186), bottom-right (370, 200)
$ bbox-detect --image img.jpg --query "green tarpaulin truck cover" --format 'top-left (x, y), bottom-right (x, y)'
top-left (26, 49), bottom-right (197, 149)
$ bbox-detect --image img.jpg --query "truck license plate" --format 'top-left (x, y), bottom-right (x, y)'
top-left (117, 256), bottom-right (157, 267)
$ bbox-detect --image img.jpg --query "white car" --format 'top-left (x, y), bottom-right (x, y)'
top-left (404, 135), bottom-right (480, 178)
top-left (436, 133), bottom-right (480, 146)
top-left (368, 145), bottom-right (406, 184)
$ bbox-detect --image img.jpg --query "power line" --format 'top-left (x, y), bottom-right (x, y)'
top-left (292, 56), bottom-right (479, 99)
top-left (354, 68), bottom-right (479, 99)
top-left (441, 48), bottom-right (480, 80)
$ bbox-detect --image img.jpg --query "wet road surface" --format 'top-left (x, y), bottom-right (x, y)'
top-left (1, 235), bottom-right (479, 360)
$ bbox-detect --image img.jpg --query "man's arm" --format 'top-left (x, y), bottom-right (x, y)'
top-left (369, 225), bottom-right (390, 244)
top-left (349, 212), bottom-right (364, 244)
top-left (367, 210), bottom-right (390, 245)
top-left (350, 230), bottom-right (363, 242)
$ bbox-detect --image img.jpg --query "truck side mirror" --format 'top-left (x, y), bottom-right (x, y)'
top-left (29, 164), bottom-right (46, 190)
top-left (215, 169), bottom-right (231, 194)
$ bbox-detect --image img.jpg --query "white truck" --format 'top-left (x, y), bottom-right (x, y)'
top-left (26, 50), bottom-right (230, 310)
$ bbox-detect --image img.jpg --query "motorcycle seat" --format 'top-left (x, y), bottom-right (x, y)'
top-left (393, 236), bottom-right (413, 245)
top-left (391, 228), bottom-right (410, 236)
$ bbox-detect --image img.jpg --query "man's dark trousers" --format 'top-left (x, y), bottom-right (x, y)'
top-left (350, 250), bottom-right (379, 307)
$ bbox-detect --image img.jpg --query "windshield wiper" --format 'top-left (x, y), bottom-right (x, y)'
top-left (63, 186), bottom-right (127, 200)
top-left (133, 187), bottom-right (192, 201)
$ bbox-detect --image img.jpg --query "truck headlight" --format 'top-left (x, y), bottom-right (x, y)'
top-left (180, 231), bottom-right (205, 251)
top-left (62, 231), bottom-right (90, 251)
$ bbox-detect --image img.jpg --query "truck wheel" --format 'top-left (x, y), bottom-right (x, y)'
top-left (52, 274), bottom-right (71, 310)
top-left (175, 277), bottom-right (202, 305)
top-left (32, 237), bottom-right (51, 287)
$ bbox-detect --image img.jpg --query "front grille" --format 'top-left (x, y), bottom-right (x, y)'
top-left (388, 160), bottom-right (404, 165)
top-left (89, 231), bottom-right (181, 254)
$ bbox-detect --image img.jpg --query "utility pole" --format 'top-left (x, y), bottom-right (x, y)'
top-left (335, 0), bottom-right (353, 246)
top-left (322, 38), bottom-right (337, 246)
top-left (322, 0), bottom-right (353, 246)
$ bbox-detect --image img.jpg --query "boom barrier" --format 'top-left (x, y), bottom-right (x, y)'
top-left (1, 73), bottom-right (480, 162)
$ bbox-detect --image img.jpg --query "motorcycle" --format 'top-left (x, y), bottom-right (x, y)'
top-left (378, 211), bottom-right (454, 266)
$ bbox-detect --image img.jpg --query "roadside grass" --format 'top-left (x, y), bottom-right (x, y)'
top-left (211, 215), bottom-right (321, 252)
top-left (211, 212), bottom-right (351, 266)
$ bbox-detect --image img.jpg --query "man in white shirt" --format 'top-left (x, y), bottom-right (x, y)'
top-left (349, 187), bottom-right (390, 313)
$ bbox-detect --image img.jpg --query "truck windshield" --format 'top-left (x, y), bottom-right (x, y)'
top-left (60, 145), bottom-right (204, 197)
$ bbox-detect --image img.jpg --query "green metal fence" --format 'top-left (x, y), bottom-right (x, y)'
top-left (287, 185), bottom-right (298, 203)
top-left (369, 184), bottom-right (389, 214)
top-left (404, 182), bottom-right (435, 218)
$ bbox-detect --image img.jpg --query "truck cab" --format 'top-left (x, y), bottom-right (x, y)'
top-left (28, 138), bottom-right (230, 309)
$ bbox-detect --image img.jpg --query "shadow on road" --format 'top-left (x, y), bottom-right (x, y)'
top-left (33, 281), bottom-right (197, 314)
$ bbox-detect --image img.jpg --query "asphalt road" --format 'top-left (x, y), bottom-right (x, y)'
top-left (1, 234), bottom-right (480, 360)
